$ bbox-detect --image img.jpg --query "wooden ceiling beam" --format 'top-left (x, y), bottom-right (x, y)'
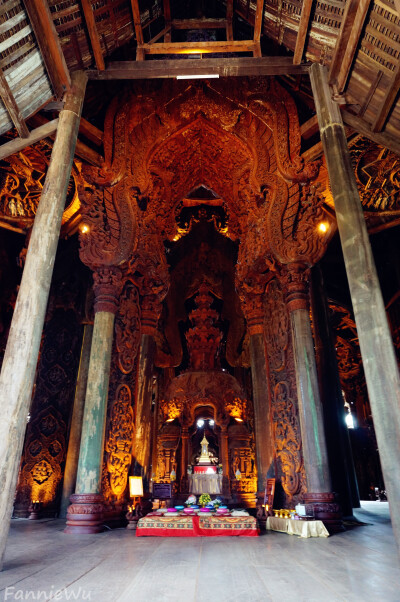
top-left (328, 0), bottom-right (370, 93)
top-left (80, 0), bottom-right (105, 70)
top-left (253, 0), bottom-right (264, 41)
top-left (253, 0), bottom-right (264, 57)
top-left (139, 40), bottom-right (257, 56)
top-left (0, 119), bottom-right (58, 161)
top-left (163, 0), bottom-right (171, 42)
top-left (226, 0), bottom-right (233, 41)
top-left (172, 19), bottom-right (227, 30)
top-left (79, 117), bottom-right (103, 146)
top-left (130, 0), bottom-right (144, 47)
top-left (342, 110), bottom-right (400, 157)
top-left (23, 0), bottom-right (71, 98)
top-left (293, 0), bottom-right (313, 65)
top-left (0, 67), bottom-right (29, 138)
top-left (371, 62), bottom-right (400, 132)
top-left (87, 57), bottom-right (310, 79)
top-left (30, 114), bottom-right (104, 166)
top-left (300, 114), bottom-right (319, 139)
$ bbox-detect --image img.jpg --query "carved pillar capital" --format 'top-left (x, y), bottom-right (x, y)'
top-left (281, 263), bottom-right (310, 313)
top-left (93, 267), bottom-right (123, 314)
top-left (240, 293), bottom-right (265, 335)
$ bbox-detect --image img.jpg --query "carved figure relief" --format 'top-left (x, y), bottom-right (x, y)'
top-left (264, 279), bottom-right (306, 503)
top-left (115, 282), bottom-right (140, 374)
top-left (105, 384), bottom-right (134, 498)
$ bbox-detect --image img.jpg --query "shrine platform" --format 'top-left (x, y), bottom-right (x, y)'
top-left (136, 513), bottom-right (259, 537)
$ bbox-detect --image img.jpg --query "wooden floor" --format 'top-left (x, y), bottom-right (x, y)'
top-left (0, 502), bottom-right (399, 602)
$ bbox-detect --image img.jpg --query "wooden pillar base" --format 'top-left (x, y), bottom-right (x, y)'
top-left (64, 493), bottom-right (104, 534)
top-left (303, 492), bottom-right (343, 533)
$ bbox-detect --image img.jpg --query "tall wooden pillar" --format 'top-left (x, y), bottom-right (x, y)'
top-left (132, 310), bottom-right (157, 490)
top-left (311, 265), bottom-right (360, 515)
top-left (220, 424), bottom-right (230, 496)
top-left (65, 268), bottom-right (122, 534)
top-left (60, 323), bottom-right (93, 518)
top-left (180, 426), bottom-right (189, 492)
top-left (310, 63), bottom-right (400, 550)
top-left (0, 72), bottom-right (86, 569)
top-left (245, 296), bottom-right (273, 494)
top-left (283, 264), bottom-right (341, 531)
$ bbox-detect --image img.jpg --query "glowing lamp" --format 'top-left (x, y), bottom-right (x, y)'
top-left (235, 469), bottom-right (241, 481)
top-left (80, 224), bottom-right (90, 234)
top-left (318, 222), bottom-right (328, 234)
top-left (126, 476), bottom-right (144, 531)
top-left (234, 417), bottom-right (243, 422)
top-left (170, 469), bottom-right (176, 482)
top-left (129, 476), bottom-right (143, 498)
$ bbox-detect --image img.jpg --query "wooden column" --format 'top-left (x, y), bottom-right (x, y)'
top-left (132, 327), bottom-right (157, 490)
top-left (65, 268), bottom-right (122, 534)
top-left (283, 264), bottom-right (331, 493)
top-left (180, 426), bottom-right (189, 492)
top-left (245, 296), bottom-right (273, 494)
top-left (59, 323), bottom-right (93, 518)
top-left (220, 424), bottom-right (230, 496)
top-left (311, 266), bottom-right (360, 515)
top-left (310, 63), bottom-right (400, 551)
top-left (249, 331), bottom-right (273, 493)
top-left (0, 71), bottom-right (86, 569)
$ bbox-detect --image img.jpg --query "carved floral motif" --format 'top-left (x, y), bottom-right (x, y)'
top-left (115, 282), bottom-right (140, 373)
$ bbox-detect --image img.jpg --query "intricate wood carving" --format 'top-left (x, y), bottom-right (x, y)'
top-left (105, 384), bottom-right (134, 499)
top-left (264, 279), bottom-right (306, 504)
top-left (115, 282), bottom-right (140, 374)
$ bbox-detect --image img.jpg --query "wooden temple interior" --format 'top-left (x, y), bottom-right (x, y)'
top-left (1, 0), bottom-right (400, 557)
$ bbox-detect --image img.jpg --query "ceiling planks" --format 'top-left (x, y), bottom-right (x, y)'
top-left (23, 0), bottom-right (71, 98)
top-left (293, 0), bottom-right (313, 65)
top-left (80, 0), bottom-right (105, 70)
top-left (0, 67), bottom-right (29, 137)
top-left (342, 110), bottom-right (400, 157)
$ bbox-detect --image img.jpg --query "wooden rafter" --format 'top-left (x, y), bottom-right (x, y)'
top-left (253, 0), bottom-right (264, 57)
top-left (226, 0), bottom-right (233, 41)
top-left (80, 0), bottom-right (105, 70)
top-left (79, 117), bottom-right (103, 146)
top-left (371, 62), bottom-right (400, 132)
top-left (130, 0), bottom-right (144, 51)
top-left (0, 119), bottom-right (58, 161)
top-left (30, 114), bottom-right (104, 166)
top-left (293, 0), bottom-right (313, 65)
top-left (328, 0), bottom-right (370, 93)
top-left (87, 57), bottom-right (310, 80)
top-left (172, 19), bottom-right (227, 30)
top-left (300, 114), bottom-right (319, 140)
top-left (342, 110), bottom-right (400, 157)
top-left (0, 67), bottom-right (29, 138)
top-left (139, 40), bottom-right (257, 56)
top-left (163, 0), bottom-right (171, 42)
top-left (23, 0), bottom-right (71, 98)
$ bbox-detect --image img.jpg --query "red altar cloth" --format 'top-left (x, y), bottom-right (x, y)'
top-left (136, 514), bottom-right (259, 537)
top-left (193, 465), bottom-right (217, 473)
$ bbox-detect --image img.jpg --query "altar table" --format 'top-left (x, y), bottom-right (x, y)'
top-left (266, 516), bottom-right (329, 538)
top-left (136, 514), bottom-right (259, 537)
top-left (189, 473), bottom-right (222, 494)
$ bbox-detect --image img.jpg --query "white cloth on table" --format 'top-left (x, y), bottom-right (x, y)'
top-left (189, 473), bottom-right (222, 494)
top-left (266, 516), bottom-right (329, 538)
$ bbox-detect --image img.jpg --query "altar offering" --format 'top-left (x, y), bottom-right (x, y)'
top-left (167, 507), bottom-right (177, 512)
top-left (175, 505), bottom-right (184, 511)
top-left (183, 508), bottom-right (194, 514)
